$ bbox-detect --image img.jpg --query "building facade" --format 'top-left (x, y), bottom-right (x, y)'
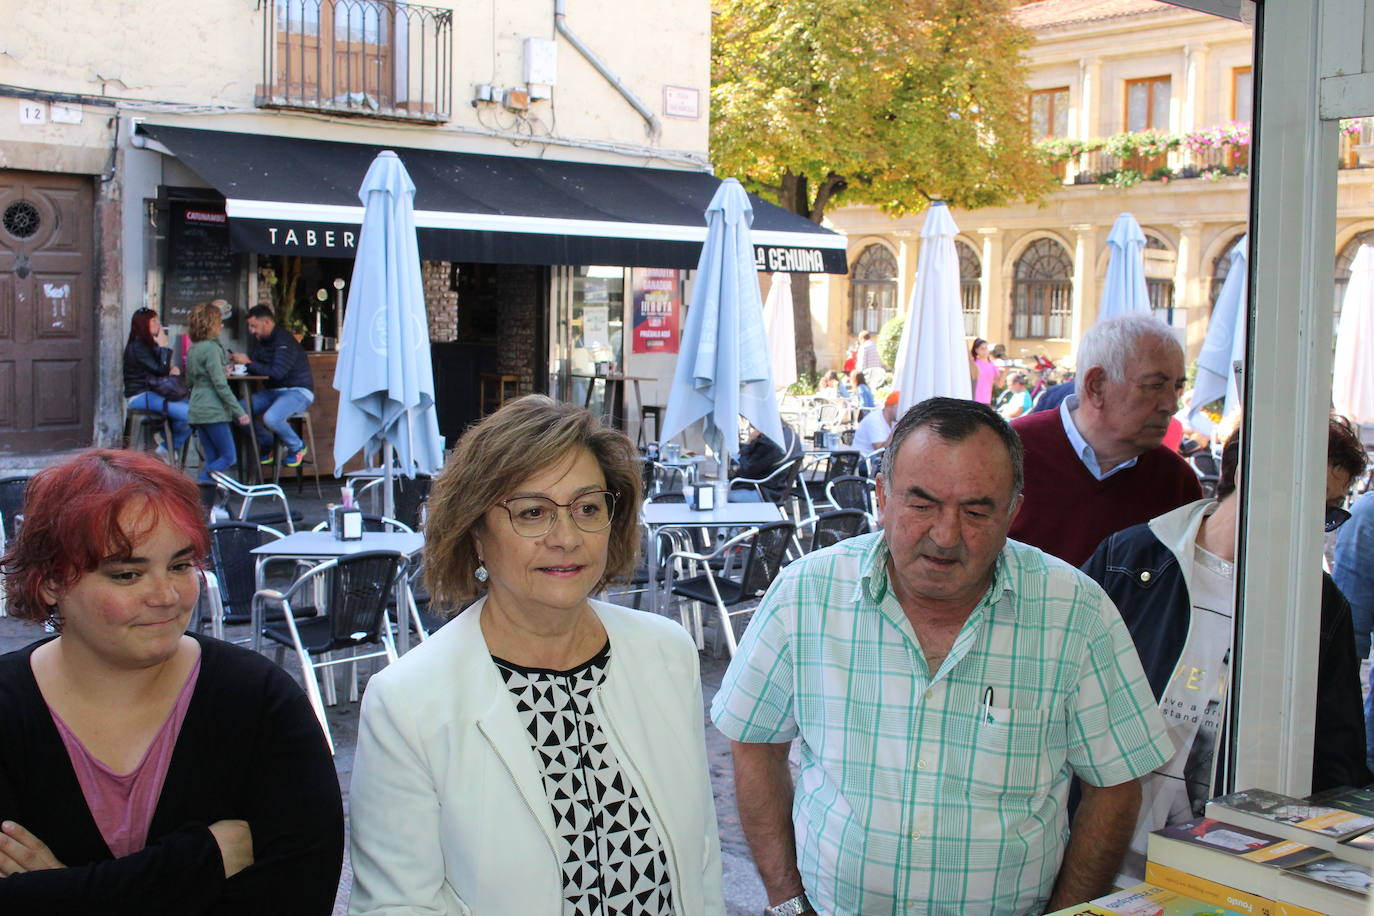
top-left (820, 0), bottom-right (1374, 371)
top-left (0, 0), bottom-right (843, 461)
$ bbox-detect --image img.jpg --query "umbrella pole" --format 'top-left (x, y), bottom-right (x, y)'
top-left (383, 440), bottom-right (396, 520)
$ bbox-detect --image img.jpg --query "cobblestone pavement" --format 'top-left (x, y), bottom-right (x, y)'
top-left (0, 481), bottom-right (768, 914)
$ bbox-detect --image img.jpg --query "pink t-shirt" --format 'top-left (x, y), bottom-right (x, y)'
top-left (48, 655), bottom-right (202, 858)
top-left (974, 359), bottom-right (999, 404)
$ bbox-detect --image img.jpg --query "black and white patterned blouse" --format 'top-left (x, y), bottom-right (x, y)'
top-left (492, 642), bottom-right (675, 916)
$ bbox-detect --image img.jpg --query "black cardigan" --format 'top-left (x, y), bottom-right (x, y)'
top-left (0, 633), bottom-right (344, 914)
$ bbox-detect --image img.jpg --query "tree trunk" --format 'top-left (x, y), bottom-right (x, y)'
top-left (778, 171), bottom-right (817, 382)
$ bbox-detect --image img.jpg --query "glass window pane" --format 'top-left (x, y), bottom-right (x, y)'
top-left (1031, 93), bottom-right (1050, 139)
top-left (1127, 82), bottom-right (1149, 132)
top-left (1234, 69), bottom-right (1253, 123)
top-left (1151, 78), bottom-right (1171, 130)
top-left (1052, 89), bottom-right (1070, 138)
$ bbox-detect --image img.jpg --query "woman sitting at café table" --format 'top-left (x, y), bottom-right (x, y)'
top-left (348, 395), bottom-right (724, 915)
top-left (0, 449), bottom-right (344, 914)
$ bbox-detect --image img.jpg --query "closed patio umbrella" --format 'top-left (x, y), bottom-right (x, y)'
top-left (761, 272), bottom-right (797, 390)
top-left (333, 150), bottom-right (445, 518)
top-left (1189, 234), bottom-right (1248, 436)
top-left (1099, 212), bottom-right (1151, 321)
top-left (1333, 244), bottom-right (1374, 424)
top-left (893, 202), bottom-right (971, 414)
top-left (660, 179), bottom-right (783, 464)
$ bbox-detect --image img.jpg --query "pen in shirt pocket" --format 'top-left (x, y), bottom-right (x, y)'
top-left (982, 686), bottom-right (995, 723)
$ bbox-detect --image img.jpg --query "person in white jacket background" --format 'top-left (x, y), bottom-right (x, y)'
top-left (348, 395), bottom-right (724, 916)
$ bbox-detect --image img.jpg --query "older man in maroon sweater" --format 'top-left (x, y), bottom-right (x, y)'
top-left (1010, 315), bottom-right (1202, 567)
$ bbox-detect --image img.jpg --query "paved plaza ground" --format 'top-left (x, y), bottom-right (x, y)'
top-left (0, 480), bottom-right (769, 914)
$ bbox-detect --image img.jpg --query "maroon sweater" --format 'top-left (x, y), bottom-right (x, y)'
top-left (1009, 409), bottom-right (1202, 567)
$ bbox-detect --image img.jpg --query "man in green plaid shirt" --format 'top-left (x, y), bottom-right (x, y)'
top-left (712, 398), bottom-right (1171, 916)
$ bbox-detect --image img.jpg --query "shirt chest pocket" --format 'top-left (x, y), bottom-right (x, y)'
top-left (965, 705), bottom-right (1050, 797)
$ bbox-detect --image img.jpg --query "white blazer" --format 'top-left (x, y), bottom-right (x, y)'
top-left (348, 597), bottom-right (725, 915)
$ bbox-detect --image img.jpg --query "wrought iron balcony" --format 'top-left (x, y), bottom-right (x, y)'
top-left (258, 0), bottom-right (452, 122)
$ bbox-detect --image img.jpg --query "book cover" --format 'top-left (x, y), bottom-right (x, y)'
top-left (1210, 788), bottom-right (1374, 840)
top-left (1307, 785), bottom-right (1374, 819)
top-left (1092, 882), bottom-right (1248, 915)
top-left (1041, 907), bottom-right (1122, 916)
top-left (1281, 854), bottom-right (1372, 895)
top-left (1145, 861), bottom-right (1281, 916)
top-left (1154, 818), bottom-right (1323, 869)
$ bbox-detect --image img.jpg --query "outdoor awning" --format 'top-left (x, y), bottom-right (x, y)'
top-left (136, 124), bottom-right (848, 273)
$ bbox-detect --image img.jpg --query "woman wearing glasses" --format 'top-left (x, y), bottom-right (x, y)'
top-left (348, 396), bottom-right (723, 915)
top-left (1081, 415), bottom-right (1371, 883)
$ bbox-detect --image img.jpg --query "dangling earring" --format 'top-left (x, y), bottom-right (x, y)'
top-left (475, 564), bottom-right (489, 583)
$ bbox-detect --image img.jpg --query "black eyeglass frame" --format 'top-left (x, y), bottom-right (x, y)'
top-left (496, 490), bottom-right (618, 538)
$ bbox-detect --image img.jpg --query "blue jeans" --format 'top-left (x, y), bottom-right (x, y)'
top-left (246, 387), bottom-right (314, 455)
top-left (127, 393), bottom-right (191, 451)
top-left (194, 422), bottom-right (237, 483)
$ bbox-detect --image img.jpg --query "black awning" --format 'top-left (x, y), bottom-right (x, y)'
top-left (136, 124), bottom-right (848, 274)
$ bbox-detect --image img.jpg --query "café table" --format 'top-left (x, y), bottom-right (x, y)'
top-left (639, 500), bottom-right (785, 617)
top-left (252, 530), bottom-right (426, 655)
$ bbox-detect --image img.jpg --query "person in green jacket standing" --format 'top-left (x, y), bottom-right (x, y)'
top-left (185, 302), bottom-right (249, 483)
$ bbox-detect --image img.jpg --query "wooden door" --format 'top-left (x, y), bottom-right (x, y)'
top-left (0, 170), bottom-right (95, 453)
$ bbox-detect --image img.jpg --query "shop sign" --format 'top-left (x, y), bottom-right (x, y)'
top-left (753, 246), bottom-right (829, 273)
top-left (631, 268), bottom-right (680, 355)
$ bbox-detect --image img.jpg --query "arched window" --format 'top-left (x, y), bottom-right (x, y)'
top-left (1144, 232), bottom-right (1178, 327)
top-left (1336, 230), bottom-right (1374, 327)
top-left (850, 245), bottom-right (898, 334)
top-left (1012, 239), bottom-right (1073, 340)
top-left (956, 240), bottom-right (981, 337)
top-left (1209, 233), bottom-right (1246, 312)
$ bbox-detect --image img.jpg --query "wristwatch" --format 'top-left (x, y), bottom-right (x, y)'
top-left (765, 894), bottom-right (813, 915)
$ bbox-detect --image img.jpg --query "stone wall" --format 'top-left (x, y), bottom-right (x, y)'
top-left (496, 264), bottom-right (545, 396)
top-left (422, 261), bottom-right (458, 342)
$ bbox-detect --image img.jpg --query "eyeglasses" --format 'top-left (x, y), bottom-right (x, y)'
top-left (1325, 506), bottom-right (1352, 533)
top-left (498, 490), bottom-right (617, 538)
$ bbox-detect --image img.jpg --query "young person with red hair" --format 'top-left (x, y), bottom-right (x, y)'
top-left (0, 450), bottom-right (343, 913)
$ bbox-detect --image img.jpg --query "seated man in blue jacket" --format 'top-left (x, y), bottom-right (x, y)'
top-left (1081, 418), bottom-right (1371, 882)
top-left (229, 305), bottom-right (315, 468)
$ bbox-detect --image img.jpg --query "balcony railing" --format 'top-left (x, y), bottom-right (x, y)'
top-left (258, 0), bottom-right (452, 122)
top-left (1037, 119), bottom-right (1372, 190)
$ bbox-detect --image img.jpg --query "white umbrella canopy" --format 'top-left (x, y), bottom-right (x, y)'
top-left (660, 179), bottom-right (784, 461)
top-left (1099, 212), bottom-right (1151, 321)
top-left (761, 272), bottom-right (797, 390)
top-left (1333, 244), bottom-right (1374, 424)
top-left (893, 202), bottom-right (971, 414)
top-left (332, 150), bottom-right (445, 516)
top-left (1189, 234), bottom-right (1248, 437)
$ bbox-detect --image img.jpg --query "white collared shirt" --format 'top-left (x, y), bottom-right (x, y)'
top-left (1059, 394), bottom-right (1139, 480)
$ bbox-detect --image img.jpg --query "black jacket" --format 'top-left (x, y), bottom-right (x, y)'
top-left (734, 424), bottom-right (803, 502)
top-left (1083, 517), bottom-right (1372, 793)
top-left (0, 633), bottom-right (344, 914)
top-left (122, 338), bottom-right (172, 398)
top-left (248, 324), bottom-right (314, 392)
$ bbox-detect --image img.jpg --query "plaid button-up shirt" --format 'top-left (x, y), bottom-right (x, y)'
top-left (711, 532), bottom-right (1171, 915)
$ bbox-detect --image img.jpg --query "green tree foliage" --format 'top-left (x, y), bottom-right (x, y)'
top-left (713, 0), bottom-right (1054, 375)
top-left (712, 0), bottom-right (1054, 219)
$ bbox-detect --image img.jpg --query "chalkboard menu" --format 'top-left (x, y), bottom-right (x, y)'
top-left (164, 202), bottom-right (240, 323)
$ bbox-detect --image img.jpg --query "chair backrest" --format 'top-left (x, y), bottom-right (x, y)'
top-left (738, 522), bottom-right (797, 599)
top-left (823, 451), bottom-right (862, 482)
top-left (760, 456), bottom-right (805, 506)
top-left (391, 476), bottom-right (432, 531)
top-left (321, 551), bottom-right (406, 651)
top-left (209, 522), bottom-right (283, 618)
top-left (809, 509), bottom-right (869, 552)
top-left (646, 462), bottom-right (687, 499)
top-left (0, 476), bottom-right (30, 541)
top-left (827, 475), bottom-right (876, 515)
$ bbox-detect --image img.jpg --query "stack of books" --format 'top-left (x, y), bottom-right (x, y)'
top-left (1138, 786), bottom-right (1374, 916)
top-left (1044, 881), bottom-right (1250, 914)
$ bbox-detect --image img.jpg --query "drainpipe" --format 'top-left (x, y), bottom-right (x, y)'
top-left (554, 0), bottom-right (661, 142)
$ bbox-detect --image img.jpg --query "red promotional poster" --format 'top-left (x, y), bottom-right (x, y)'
top-left (631, 268), bottom-right (680, 354)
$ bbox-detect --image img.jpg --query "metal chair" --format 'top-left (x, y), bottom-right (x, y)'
top-left (643, 461), bottom-right (688, 500)
top-left (354, 475), bottom-right (433, 531)
top-left (826, 475), bottom-right (878, 526)
top-left (805, 450), bottom-right (862, 509)
top-left (207, 522), bottom-right (289, 634)
top-left (0, 476), bottom-right (29, 544)
top-left (254, 550), bottom-right (406, 754)
top-left (730, 456), bottom-right (811, 521)
top-left (797, 509), bottom-right (870, 553)
top-left (665, 521), bottom-right (795, 657)
top-left (210, 471), bottom-right (299, 533)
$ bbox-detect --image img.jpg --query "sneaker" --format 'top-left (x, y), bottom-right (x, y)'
top-left (259, 448), bottom-right (275, 466)
top-left (284, 446), bottom-right (308, 468)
